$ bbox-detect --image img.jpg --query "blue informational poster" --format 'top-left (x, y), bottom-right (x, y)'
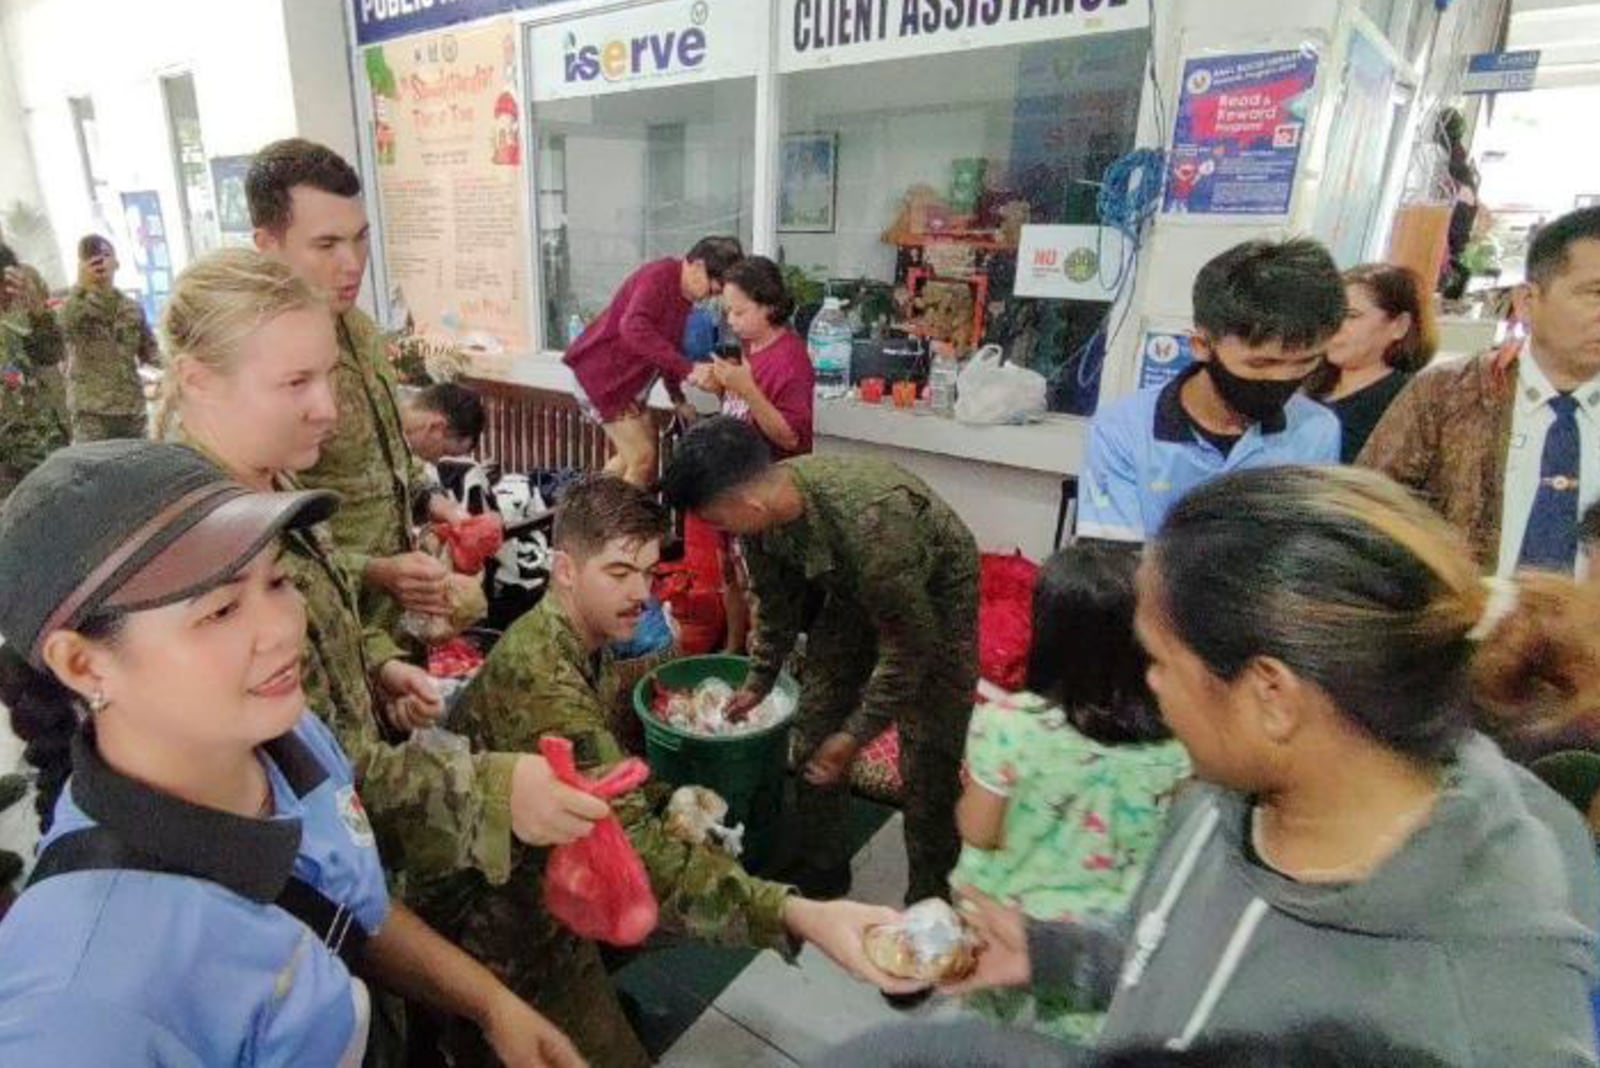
top-left (209, 155), bottom-right (256, 237)
top-left (118, 191), bottom-right (173, 325)
top-left (1163, 49), bottom-right (1319, 217)
top-left (1138, 329), bottom-right (1194, 391)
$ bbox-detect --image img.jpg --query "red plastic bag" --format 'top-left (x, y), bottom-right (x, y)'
top-left (656, 513), bottom-right (727, 655)
top-left (539, 736), bottom-right (660, 946)
top-left (978, 552), bottom-right (1039, 691)
top-left (427, 637), bottom-right (483, 679)
top-left (433, 514), bottom-right (505, 574)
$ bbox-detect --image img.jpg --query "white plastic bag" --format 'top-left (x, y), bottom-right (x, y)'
top-left (953, 345), bottom-right (1047, 425)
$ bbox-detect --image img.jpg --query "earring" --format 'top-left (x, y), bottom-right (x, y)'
top-left (88, 691), bottom-right (108, 715)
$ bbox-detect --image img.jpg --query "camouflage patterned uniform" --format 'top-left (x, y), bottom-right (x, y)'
top-left (60, 284), bottom-right (156, 441)
top-left (743, 455), bottom-right (979, 904)
top-left (0, 290), bottom-right (68, 502)
top-left (417, 597), bottom-right (797, 1068)
top-left (296, 308), bottom-right (427, 635)
top-left (167, 431), bottom-right (519, 892)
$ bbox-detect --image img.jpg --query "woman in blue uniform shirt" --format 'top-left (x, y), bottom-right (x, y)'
top-left (0, 440), bottom-right (583, 1066)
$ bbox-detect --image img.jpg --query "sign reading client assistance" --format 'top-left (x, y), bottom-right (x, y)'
top-left (1164, 49), bottom-right (1319, 218)
top-left (780, 0), bottom-right (1148, 72)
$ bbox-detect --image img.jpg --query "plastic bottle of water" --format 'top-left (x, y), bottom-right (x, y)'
top-left (928, 348), bottom-right (959, 416)
top-left (566, 312), bottom-right (585, 346)
top-left (808, 297), bottom-right (853, 399)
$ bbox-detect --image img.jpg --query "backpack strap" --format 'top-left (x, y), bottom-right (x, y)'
top-left (28, 825), bottom-right (369, 969)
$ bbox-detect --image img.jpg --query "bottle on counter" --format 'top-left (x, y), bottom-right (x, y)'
top-left (928, 346), bottom-right (959, 417)
top-left (566, 312), bottom-right (586, 346)
top-left (808, 297), bottom-right (853, 400)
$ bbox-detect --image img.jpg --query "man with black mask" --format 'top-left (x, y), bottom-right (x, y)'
top-left (1078, 238), bottom-right (1345, 543)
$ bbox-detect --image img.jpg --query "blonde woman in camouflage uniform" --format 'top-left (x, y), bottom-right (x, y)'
top-left (154, 251), bottom-right (609, 963)
top-left (0, 244), bottom-right (68, 501)
top-left (60, 235), bottom-right (158, 442)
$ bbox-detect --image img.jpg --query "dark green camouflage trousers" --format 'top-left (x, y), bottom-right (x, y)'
top-left (793, 584), bottom-right (977, 905)
top-left (411, 862), bottom-right (652, 1068)
top-left (70, 409), bottom-right (148, 443)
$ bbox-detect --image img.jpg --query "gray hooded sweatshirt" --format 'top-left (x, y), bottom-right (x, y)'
top-left (1022, 733), bottom-right (1600, 1066)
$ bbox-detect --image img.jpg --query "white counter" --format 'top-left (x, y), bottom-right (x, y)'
top-left (814, 398), bottom-right (1088, 476)
top-left (476, 355), bottom-right (1084, 560)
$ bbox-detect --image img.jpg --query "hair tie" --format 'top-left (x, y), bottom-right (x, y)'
top-left (1468, 577), bottom-right (1519, 642)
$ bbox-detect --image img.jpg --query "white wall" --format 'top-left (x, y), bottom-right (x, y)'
top-left (283, 0), bottom-right (363, 169)
top-left (0, 14), bottom-right (61, 285)
top-left (0, 0), bottom-right (358, 284)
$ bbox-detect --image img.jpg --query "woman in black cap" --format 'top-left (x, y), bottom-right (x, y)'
top-left (0, 440), bottom-right (583, 1065)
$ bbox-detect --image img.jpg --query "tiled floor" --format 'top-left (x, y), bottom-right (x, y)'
top-left (633, 810), bottom-right (978, 1065)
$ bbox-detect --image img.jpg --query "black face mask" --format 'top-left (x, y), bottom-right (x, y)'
top-left (1205, 358), bottom-right (1307, 423)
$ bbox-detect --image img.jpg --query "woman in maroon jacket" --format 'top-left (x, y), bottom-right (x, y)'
top-left (564, 236), bottom-right (743, 486)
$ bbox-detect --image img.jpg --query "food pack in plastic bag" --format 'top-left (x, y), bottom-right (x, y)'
top-left (863, 898), bottom-right (978, 983)
top-left (539, 736), bottom-right (659, 946)
top-left (954, 345), bottom-right (1046, 425)
top-left (650, 678), bottom-right (796, 736)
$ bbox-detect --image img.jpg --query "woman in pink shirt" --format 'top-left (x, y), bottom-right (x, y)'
top-left (563, 236), bottom-right (743, 486)
top-left (706, 256), bottom-right (815, 649)
top-left (712, 256), bottom-right (815, 459)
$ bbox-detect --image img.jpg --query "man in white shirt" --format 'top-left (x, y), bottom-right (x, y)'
top-left (1362, 204), bottom-right (1600, 575)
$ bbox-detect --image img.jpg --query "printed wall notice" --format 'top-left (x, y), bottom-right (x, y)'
top-left (1163, 49), bottom-right (1318, 218)
top-left (1014, 224), bottom-right (1128, 302)
top-left (366, 18), bottom-right (529, 358)
top-left (1137, 327), bottom-right (1193, 391)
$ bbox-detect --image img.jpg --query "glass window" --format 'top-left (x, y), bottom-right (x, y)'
top-left (531, 78), bottom-right (755, 349)
top-left (160, 73), bottom-right (221, 260)
top-left (778, 31), bottom-right (1148, 415)
top-left (68, 96), bottom-right (108, 211)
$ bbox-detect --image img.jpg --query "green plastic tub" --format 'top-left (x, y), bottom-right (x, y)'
top-left (633, 655), bottom-right (798, 871)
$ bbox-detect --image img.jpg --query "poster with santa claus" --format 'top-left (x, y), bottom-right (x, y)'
top-left (1163, 48), bottom-right (1319, 218)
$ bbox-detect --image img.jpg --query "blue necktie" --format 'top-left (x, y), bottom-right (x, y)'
top-left (1518, 393), bottom-right (1581, 572)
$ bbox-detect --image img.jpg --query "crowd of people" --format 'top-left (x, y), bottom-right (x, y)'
top-left (0, 128), bottom-right (1598, 1068)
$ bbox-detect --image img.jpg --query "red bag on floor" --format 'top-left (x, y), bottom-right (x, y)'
top-left (433, 514), bottom-right (505, 574)
top-left (978, 552), bottom-right (1039, 692)
top-left (657, 513), bottom-right (728, 655)
top-left (539, 736), bottom-right (660, 946)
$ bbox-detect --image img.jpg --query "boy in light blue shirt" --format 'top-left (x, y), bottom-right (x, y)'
top-left (1079, 239), bottom-right (1345, 543)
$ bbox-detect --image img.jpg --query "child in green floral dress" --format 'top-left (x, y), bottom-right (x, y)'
top-left (950, 544), bottom-right (1189, 1042)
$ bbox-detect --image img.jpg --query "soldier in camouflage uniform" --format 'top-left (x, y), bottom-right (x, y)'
top-left (422, 476), bottom-right (913, 1067)
top-left (0, 246), bottom-right (68, 502)
top-left (60, 236), bottom-right (158, 442)
top-left (663, 417), bottom-right (979, 905)
top-left (246, 139), bottom-right (454, 639)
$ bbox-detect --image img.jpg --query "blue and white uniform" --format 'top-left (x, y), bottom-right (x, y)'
top-left (1078, 364), bottom-right (1340, 543)
top-left (0, 714), bottom-right (389, 1066)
